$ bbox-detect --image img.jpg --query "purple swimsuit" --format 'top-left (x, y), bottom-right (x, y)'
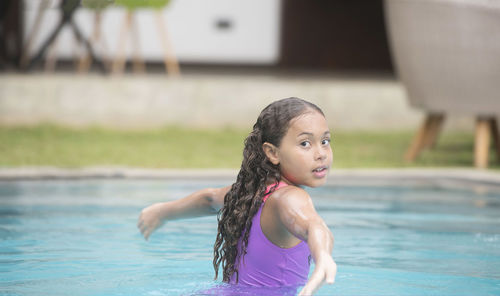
top-left (229, 182), bottom-right (311, 287)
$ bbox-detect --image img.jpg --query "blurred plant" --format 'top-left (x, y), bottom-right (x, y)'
top-left (81, 0), bottom-right (115, 10)
top-left (115, 0), bottom-right (171, 9)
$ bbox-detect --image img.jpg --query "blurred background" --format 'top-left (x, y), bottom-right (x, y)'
top-left (0, 0), bottom-right (499, 169)
top-left (2, 3), bottom-right (500, 296)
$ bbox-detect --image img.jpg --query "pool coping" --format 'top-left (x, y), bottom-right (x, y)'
top-left (2, 167), bottom-right (500, 190)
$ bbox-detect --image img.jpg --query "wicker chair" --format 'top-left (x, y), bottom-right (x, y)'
top-left (384, 0), bottom-right (500, 168)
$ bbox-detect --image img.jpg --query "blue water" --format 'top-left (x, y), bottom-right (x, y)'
top-left (0, 179), bottom-right (499, 295)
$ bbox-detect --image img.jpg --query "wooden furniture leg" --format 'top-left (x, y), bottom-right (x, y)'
top-left (489, 118), bottom-right (500, 161)
top-left (112, 11), bottom-right (133, 74)
top-left (130, 13), bottom-right (146, 74)
top-left (407, 114), bottom-right (498, 168)
top-left (78, 12), bottom-right (108, 73)
top-left (20, 0), bottom-right (49, 69)
top-left (44, 37), bottom-right (59, 72)
top-left (78, 13), bottom-right (98, 72)
top-left (405, 113), bottom-right (443, 162)
top-left (69, 17), bottom-right (105, 72)
top-left (155, 10), bottom-right (180, 75)
top-left (112, 11), bottom-right (146, 75)
top-left (475, 116), bottom-right (491, 169)
top-left (422, 113), bottom-right (445, 149)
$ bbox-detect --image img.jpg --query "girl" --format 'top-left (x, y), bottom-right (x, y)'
top-left (138, 98), bottom-right (337, 295)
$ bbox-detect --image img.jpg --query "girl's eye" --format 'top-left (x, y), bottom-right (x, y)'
top-left (322, 139), bottom-right (331, 145)
top-left (300, 141), bottom-right (311, 148)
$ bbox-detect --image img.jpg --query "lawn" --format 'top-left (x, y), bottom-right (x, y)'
top-left (0, 124), bottom-right (497, 169)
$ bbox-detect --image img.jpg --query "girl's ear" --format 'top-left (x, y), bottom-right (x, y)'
top-left (262, 142), bottom-right (280, 165)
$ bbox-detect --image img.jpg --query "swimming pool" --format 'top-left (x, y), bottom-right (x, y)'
top-left (1, 177), bottom-right (499, 295)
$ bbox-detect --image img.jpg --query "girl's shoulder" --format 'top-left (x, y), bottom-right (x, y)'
top-left (268, 184), bottom-right (312, 208)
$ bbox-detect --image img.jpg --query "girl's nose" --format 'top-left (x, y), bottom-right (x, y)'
top-left (314, 146), bottom-right (327, 161)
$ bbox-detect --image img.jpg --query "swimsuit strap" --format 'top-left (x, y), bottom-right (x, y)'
top-left (262, 182), bottom-right (288, 202)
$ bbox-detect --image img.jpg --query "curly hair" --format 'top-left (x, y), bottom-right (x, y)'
top-left (213, 97), bottom-right (324, 282)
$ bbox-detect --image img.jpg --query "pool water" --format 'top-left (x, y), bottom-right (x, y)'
top-left (1, 179), bottom-right (499, 295)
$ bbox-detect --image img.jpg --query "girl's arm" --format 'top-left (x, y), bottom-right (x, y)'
top-left (275, 187), bottom-right (337, 296)
top-left (137, 185), bottom-right (230, 240)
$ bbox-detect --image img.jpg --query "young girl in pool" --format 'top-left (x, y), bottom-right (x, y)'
top-left (137, 97), bottom-right (336, 295)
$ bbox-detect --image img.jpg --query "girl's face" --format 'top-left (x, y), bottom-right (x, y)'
top-left (272, 110), bottom-right (333, 187)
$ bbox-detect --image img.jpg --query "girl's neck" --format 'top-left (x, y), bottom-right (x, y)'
top-left (266, 177), bottom-right (295, 187)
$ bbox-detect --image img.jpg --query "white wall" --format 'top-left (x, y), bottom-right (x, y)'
top-left (23, 0), bottom-right (282, 64)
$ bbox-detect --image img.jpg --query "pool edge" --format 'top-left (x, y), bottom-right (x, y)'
top-left (1, 167), bottom-right (500, 184)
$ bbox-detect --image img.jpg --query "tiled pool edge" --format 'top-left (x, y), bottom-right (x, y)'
top-left (2, 167), bottom-right (500, 188)
top-left (0, 167), bottom-right (239, 181)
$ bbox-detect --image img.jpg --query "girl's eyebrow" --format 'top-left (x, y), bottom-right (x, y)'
top-left (297, 131), bottom-right (331, 137)
top-left (297, 132), bottom-right (313, 137)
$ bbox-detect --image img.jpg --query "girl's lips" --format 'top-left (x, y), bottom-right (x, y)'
top-left (312, 166), bottom-right (328, 178)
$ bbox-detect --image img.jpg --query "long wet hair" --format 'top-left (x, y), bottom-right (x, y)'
top-left (213, 97), bottom-right (325, 282)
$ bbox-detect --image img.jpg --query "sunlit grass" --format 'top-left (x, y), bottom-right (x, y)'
top-left (0, 125), bottom-right (245, 168)
top-left (0, 125), bottom-right (498, 169)
top-left (332, 131), bottom-right (486, 168)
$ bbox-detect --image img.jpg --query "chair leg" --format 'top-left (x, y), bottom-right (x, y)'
top-left (422, 113), bottom-right (445, 149)
top-left (112, 11), bottom-right (133, 75)
top-left (405, 113), bottom-right (442, 162)
top-left (155, 11), bottom-right (180, 76)
top-left (71, 24), bottom-right (85, 70)
top-left (20, 0), bottom-right (49, 69)
top-left (130, 13), bottom-right (146, 74)
top-left (474, 116), bottom-right (491, 169)
top-left (489, 117), bottom-right (500, 161)
top-left (44, 37), bottom-right (59, 72)
top-left (78, 12), bottom-right (102, 73)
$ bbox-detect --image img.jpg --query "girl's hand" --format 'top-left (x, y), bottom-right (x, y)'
top-left (298, 254), bottom-right (337, 296)
top-left (137, 202), bottom-right (166, 240)
top-left (137, 186), bottom-right (228, 241)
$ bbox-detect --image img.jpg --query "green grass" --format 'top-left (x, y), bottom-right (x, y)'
top-left (0, 125), bottom-right (498, 169)
top-left (333, 131), bottom-right (484, 168)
